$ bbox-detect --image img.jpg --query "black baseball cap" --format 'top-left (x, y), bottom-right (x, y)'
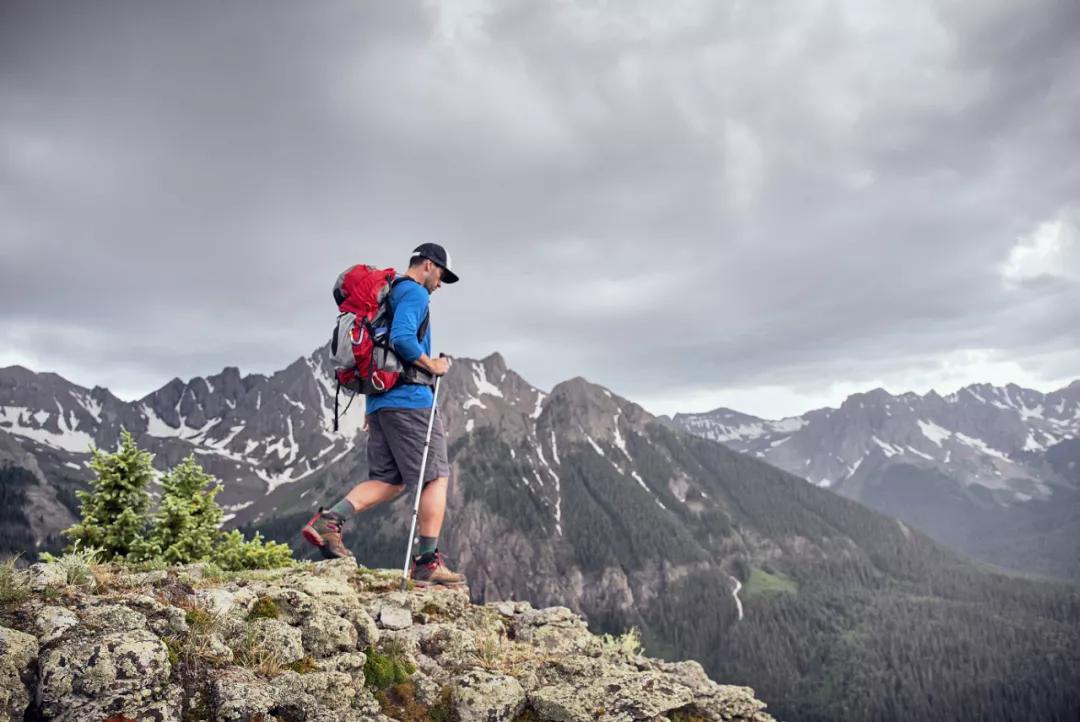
top-left (411, 243), bottom-right (459, 284)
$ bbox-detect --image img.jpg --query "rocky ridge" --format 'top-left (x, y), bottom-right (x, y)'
top-left (0, 558), bottom-right (772, 722)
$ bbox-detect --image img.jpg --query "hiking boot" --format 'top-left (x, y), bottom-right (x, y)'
top-left (301, 508), bottom-right (353, 560)
top-left (410, 550), bottom-right (466, 587)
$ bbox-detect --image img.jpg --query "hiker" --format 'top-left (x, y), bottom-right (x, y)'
top-left (302, 243), bottom-right (465, 587)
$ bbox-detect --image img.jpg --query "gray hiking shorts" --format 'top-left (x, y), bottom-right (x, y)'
top-left (367, 407), bottom-right (450, 486)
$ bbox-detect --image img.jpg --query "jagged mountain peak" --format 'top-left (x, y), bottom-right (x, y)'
top-left (675, 377), bottom-right (1080, 502)
top-left (542, 376), bottom-right (652, 448)
top-left (675, 406), bottom-right (764, 425)
top-left (475, 350), bottom-right (508, 375)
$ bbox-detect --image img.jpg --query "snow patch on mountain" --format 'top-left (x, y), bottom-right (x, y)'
top-left (917, 419), bottom-right (952, 446)
top-left (612, 412), bottom-right (631, 459)
top-left (906, 446), bottom-right (935, 461)
top-left (0, 406), bottom-right (95, 453)
top-left (531, 391), bottom-right (546, 419)
top-left (472, 363), bottom-right (503, 398)
top-left (872, 436), bottom-right (903, 457)
top-left (953, 432), bottom-right (1010, 462)
top-left (70, 390), bottom-right (103, 422)
top-left (584, 433), bottom-right (605, 457)
top-left (141, 404), bottom-right (177, 438)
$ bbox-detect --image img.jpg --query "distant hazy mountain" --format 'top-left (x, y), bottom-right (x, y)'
top-left (3, 355), bottom-right (1080, 721)
top-left (673, 382), bottom-right (1080, 581)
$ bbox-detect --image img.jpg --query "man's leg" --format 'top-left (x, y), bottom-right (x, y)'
top-left (302, 411), bottom-right (403, 559)
top-left (411, 472), bottom-right (464, 585)
top-left (345, 479), bottom-right (406, 512)
top-left (417, 476), bottom-right (449, 538)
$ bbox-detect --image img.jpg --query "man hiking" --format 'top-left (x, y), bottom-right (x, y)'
top-left (303, 243), bottom-right (465, 587)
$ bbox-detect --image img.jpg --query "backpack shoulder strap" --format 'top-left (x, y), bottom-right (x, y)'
top-left (387, 276), bottom-right (430, 342)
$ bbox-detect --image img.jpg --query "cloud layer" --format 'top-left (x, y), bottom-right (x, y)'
top-left (2, 0), bottom-right (1078, 417)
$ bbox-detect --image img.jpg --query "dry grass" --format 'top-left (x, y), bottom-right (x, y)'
top-left (164, 597), bottom-right (234, 667)
top-left (471, 631), bottom-right (506, 671)
top-left (231, 630), bottom-right (287, 677)
top-left (88, 562), bottom-right (121, 592)
top-left (0, 557), bottom-right (30, 606)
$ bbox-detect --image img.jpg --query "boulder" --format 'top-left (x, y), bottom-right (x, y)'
top-left (34, 606), bottom-right (79, 647)
top-left (0, 626), bottom-right (38, 722)
top-left (377, 604), bottom-right (413, 631)
top-left (36, 629), bottom-right (173, 720)
top-left (451, 669), bottom-right (526, 722)
top-left (301, 609), bottom-right (358, 657)
top-left (245, 618), bottom-right (305, 664)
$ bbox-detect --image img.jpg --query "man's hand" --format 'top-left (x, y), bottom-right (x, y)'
top-left (429, 356), bottom-right (450, 376)
top-left (416, 354), bottom-right (451, 377)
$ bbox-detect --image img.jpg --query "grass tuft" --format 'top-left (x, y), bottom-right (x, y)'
top-left (600, 627), bottom-right (643, 656)
top-left (41, 542), bottom-right (105, 588)
top-left (287, 655), bottom-right (320, 674)
top-left (364, 644), bottom-right (416, 690)
top-left (472, 631), bottom-right (505, 670)
top-left (247, 596), bottom-right (280, 620)
top-left (0, 557), bottom-right (30, 606)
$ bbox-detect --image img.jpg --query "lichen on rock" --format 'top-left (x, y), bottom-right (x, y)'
top-left (0, 558), bottom-right (774, 721)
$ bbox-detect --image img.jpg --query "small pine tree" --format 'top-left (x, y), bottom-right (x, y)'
top-left (148, 455), bottom-right (225, 564)
top-left (63, 431), bottom-right (293, 571)
top-left (65, 429), bottom-right (157, 562)
top-left (213, 529), bottom-right (294, 571)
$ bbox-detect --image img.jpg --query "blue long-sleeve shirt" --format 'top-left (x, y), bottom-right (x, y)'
top-left (365, 277), bottom-right (433, 414)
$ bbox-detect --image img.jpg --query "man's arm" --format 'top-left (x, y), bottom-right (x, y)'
top-left (389, 284), bottom-right (449, 376)
top-left (412, 353), bottom-right (449, 376)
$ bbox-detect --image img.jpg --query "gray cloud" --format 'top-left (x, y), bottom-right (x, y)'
top-left (2, 0), bottom-right (1078, 417)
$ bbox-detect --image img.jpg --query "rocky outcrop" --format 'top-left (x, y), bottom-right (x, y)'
top-left (0, 558), bottom-right (774, 721)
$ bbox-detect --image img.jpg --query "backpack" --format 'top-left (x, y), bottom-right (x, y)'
top-left (329, 265), bottom-right (431, 431)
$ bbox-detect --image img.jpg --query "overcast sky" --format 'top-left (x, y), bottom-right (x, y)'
top-left (2, 0), bottom-right (1078, 419)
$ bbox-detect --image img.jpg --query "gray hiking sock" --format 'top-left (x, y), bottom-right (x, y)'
top-left (329, 499), bottom-right (356, 518)
top-left (418, 536), bottom-right (438, 556)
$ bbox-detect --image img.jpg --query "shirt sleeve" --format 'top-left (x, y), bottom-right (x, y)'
top-left (389, 282), bottom-right (429, 364)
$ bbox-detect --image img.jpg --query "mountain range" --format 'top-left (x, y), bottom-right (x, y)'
top-left (2, 351), bottom-right (1079, 721)
top-left (672, 381), bottom-right (1080, 582)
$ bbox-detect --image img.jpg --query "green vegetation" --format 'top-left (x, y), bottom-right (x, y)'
top-left (247, 596), bottom-right (280, 620)
top-left (600, 627), bottom-right (644, 656)
top-left (742, 567), bottom-right (797, 598)
top-left (55, 429), bottom-right (292, 571)
top-left (64, 430), bottom-right (157, 562)
top-left (148, 456), bottom-right (225, 564)
top-left (184, 607), bottom-right (214, 630)
top-left (39, 542), bottom-right (104, 587)
top-left (364, 643), bottom-right (416, 690)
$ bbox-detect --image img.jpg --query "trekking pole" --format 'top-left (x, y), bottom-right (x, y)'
top-left (400, 360), bottom-right (445, 591)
